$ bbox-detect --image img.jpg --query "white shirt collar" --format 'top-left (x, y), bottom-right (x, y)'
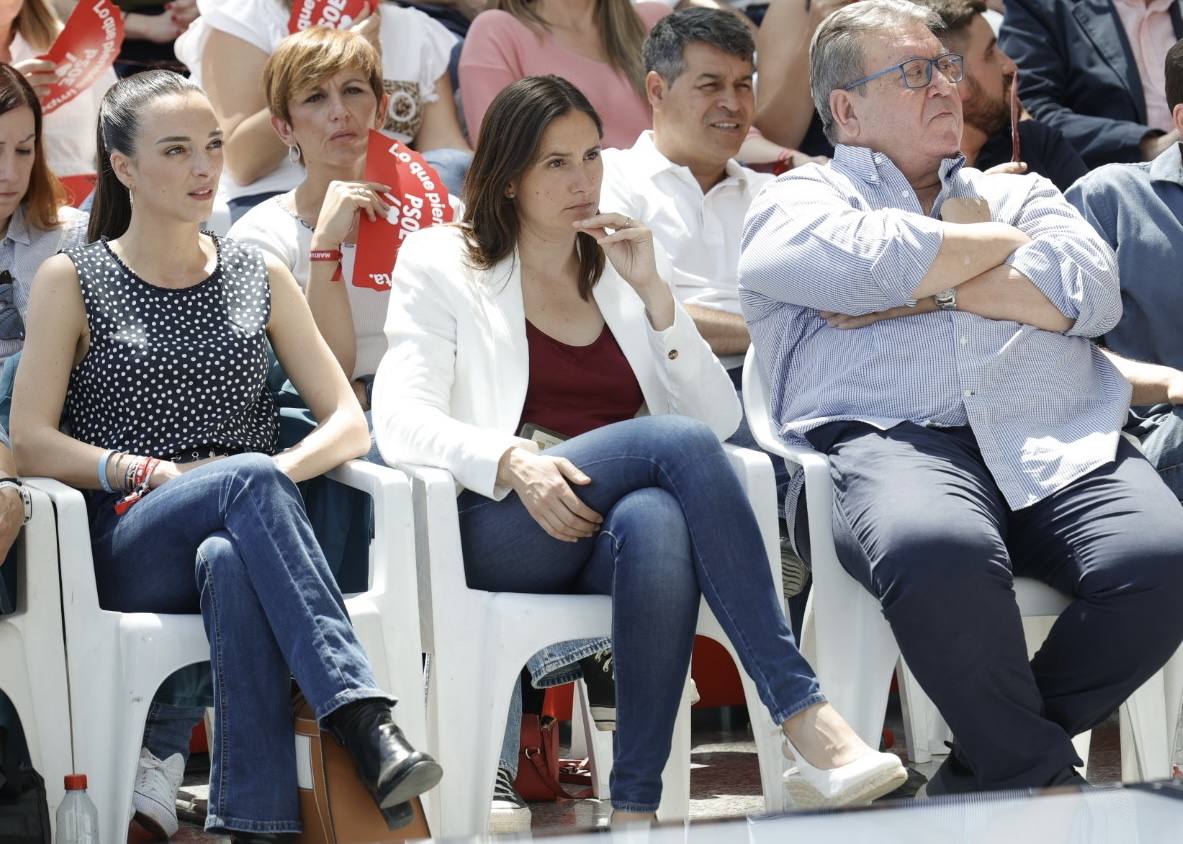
top-left (627, 131), bottom-right (753, 194)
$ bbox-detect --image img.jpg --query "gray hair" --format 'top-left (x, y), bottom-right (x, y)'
top-left (809, 0), bottom-right (942, 144)
top-left (643, 7), bottom-right (755, 83)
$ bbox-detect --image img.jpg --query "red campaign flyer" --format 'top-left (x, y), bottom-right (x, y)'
top-left (288, 0), bottom-right (372, 33)
top-left (40, 0), bottom-right (124, 115)
top-left (353, 130), bottom-right (454, 292)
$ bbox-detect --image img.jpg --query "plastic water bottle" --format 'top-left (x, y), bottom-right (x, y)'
top-left (55, 774), bottom-right (99, 844)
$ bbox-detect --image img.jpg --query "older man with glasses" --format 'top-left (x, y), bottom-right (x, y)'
top-left (739, 0), bottom-right (1183, 796)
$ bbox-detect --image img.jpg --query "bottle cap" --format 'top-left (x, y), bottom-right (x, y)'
top-left (63, 774), bottom-right (87, 790)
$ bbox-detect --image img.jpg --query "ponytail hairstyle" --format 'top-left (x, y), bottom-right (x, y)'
top-left (88, 70), bottom-right (207, 243)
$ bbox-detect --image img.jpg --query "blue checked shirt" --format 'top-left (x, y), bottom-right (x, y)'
top-left (739, 144), bottom-right (1129, 511)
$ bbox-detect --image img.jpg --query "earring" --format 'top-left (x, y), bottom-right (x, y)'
top-left (505, 191), bottom-right (516, 200)
top-left (288, 144), bottom-right (301, 164)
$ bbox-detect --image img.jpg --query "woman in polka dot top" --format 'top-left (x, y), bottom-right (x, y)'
top-left (10, 71), bottom-right (442, 839)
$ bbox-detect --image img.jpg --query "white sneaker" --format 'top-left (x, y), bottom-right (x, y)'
top-left (782, 735), bottom-right (907, 809)
top-left (488, 766), bottom-right (532, 834)
top-left (132, 748), bottom-right (184, 839)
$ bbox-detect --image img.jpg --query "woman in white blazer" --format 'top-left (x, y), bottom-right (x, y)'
top-left (372, 76), bottom-right (905, 823)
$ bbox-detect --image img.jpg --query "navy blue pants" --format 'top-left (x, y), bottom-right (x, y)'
top-left (798, 421), bottom-right (1183, 793)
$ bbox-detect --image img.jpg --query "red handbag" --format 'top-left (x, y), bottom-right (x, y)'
top-left (513, 715), bottom-right (592, 802)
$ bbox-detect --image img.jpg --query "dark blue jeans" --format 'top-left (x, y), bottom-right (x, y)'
top-left (803, 421), bottom-right (1183, 793)
top-left (227, 191), bottom-right (284, 225)
top-left (90, 454), bottom-right (389, 834)
top-left (1127, 405), bottom-right (1183, 501)
top-left (457, 415), bottom-right (822, 813)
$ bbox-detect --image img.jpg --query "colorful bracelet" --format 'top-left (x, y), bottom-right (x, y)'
top-left (310, 249), bottom-right (344, 283)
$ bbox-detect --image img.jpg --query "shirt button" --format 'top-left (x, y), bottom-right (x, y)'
top-left (668, 349), bottom-right (679, 360)
top-left (964, 389), bottom-right (975, 397)
top-left (960, 336), bottom-right (968, 346)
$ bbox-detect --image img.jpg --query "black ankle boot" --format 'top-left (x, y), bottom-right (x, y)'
top-left (324, 700), bottom-right (443, 810)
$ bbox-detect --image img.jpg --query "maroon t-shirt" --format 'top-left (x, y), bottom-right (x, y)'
top-left (518, 320), bottom-right (644, 440)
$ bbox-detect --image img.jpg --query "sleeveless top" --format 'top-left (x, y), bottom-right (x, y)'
top-left (64, 236), bottom-right (279, 461)
top-left (517, 320), bottom-right (644, 440)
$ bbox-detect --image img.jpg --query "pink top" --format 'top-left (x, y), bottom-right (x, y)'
top-left (1112, 0), bottom-right (1178, 132)
top-left (458, 4), bottom-right (671, 150)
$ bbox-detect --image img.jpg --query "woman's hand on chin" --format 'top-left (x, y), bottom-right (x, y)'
top-left (573, 212), bottom-right (673, 325)
top-left (573, 212), bottom-right (661, 293)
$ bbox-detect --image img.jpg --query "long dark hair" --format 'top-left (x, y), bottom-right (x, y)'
top-left (88, 70), bottom-right (206, 243)
top-left (0, 64), bottom-right (65, 230)
top-left (462, 75), bottom-right (605, 300)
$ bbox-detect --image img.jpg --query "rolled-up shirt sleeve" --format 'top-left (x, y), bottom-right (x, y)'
top-left (1004, 175), bottom-right (1121, 338)
top-left (740, 167), bottom-right (944, 315)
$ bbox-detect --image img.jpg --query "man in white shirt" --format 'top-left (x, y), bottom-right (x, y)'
top-left (600, 7), bottom-right (808, 599)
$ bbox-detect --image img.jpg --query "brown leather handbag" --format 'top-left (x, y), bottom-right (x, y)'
top-left (513, 714), bottom-right (592, 802)
top-left (292, 694), bottom-right (430, 844)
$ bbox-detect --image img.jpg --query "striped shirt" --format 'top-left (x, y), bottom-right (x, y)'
top-left (739, 144), bottom-right (1129, 511)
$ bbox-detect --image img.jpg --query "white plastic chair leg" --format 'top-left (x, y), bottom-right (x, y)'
top-left (1072, 728), bottom-right (1092, 778)
top-left (705, 630), bottom-right (787, 814)
top-left (1121, 668), bottom-right (1169, 781)
top-left (896, 662), bottom-right (933, 763)
top-left (656, 673), bottom-right (693, 823)
top-left (425, 650), bottom-right (513, 837)
top-left (808, 596), bottom-right (900, 753)
top-left (574, 680), bottom-right (613, 799)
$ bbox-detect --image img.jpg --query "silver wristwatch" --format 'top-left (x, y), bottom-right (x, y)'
top-left (934, 287), bottom-right (958, 311)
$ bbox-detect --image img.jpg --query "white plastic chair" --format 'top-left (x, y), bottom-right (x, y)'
top-left (740, 346), bottom-right (1180, 782)
top-left (0, 486), bottom-right (73, 835)
top-left (27, 460), bottom-right (425, 844)
top-left (407, 440), bottom-right (789, 838)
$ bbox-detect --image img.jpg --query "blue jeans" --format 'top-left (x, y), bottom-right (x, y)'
top-left (420, 148), bottom-right (472, 199)
top-left (227, 191), bottom-right (284, 225)
top-left (90, 454), bottom-right (390, 834)
top-left (457, 415), bottom-right (823, 812)
top-left (1127, 405), bottom-right (1183, 501)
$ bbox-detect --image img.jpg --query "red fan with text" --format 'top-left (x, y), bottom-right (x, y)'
top-left (353, 131), bottom-right (454, 292)
top-left (40, 0), bottom-right (124, 115)
top-left (288, 0), bottom-right (372, 33)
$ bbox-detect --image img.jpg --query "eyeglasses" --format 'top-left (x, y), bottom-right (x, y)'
top-left (0, 271), bottom-right (24, 343)
top-left (842, 53), bottom-right (964, 91)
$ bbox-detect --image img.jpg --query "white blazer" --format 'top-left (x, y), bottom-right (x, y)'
top-left (372, 224), bottom-right (741, 499)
